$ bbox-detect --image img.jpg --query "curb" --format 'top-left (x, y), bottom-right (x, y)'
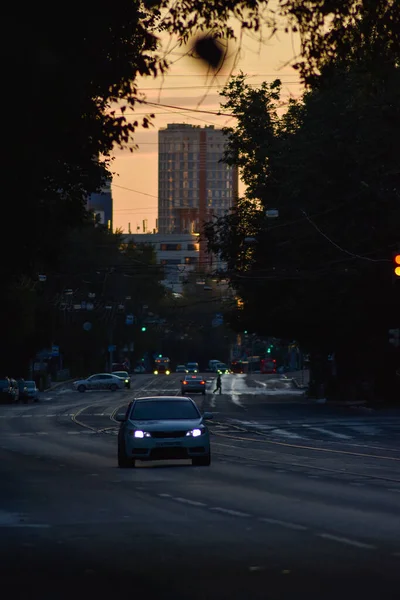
top-left (291, 378), bottom-right (308, 390)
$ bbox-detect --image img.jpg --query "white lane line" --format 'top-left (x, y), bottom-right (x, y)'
top-left (158, 493), bottom-right (172, 498)
top-left (210, 507), bottom-right (250, 518)
top-left (94, 413), bottom-right (105, 416)
top-left (21, 415), bottom-right (32, 418)
top-left (302, 426), bottom-right (351, 440)
top-left (271, 428), bottom-right (303, 440)
top-left (349, 482), bottom-right (365, 487)
top-left (259, 517), bottom-right (307, 531)
top-left (67, 431), bottom-right (81, 435)
top-left (317, 533), bottom-right (375, 549)
top-left (36, 432), bottom-right (48, 436)
top-left (45, 414), bottom-right (57, 417)
top-left (307, 475), bottom-right (320, 479)
top-left (174, 497), bottom-right (207, 507)
top-left (387, 488), bottom-right (400, 493)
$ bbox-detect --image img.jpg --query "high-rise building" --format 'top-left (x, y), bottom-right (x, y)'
top-left (158, 124), bottom-right (238, 236)
top-left (87, 178), bottom-right (113, 230)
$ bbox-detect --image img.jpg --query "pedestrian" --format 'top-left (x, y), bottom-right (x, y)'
top-left (213, 373), bottom-right (222, 395)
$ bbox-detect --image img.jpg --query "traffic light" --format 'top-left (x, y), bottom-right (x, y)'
top-left (393, 253), bottom-right (400, 279)
top-left (141, 326), bottom-right (146, 332)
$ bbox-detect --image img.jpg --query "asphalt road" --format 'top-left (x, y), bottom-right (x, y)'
top-left (1, 373), bottom-right (400, 599)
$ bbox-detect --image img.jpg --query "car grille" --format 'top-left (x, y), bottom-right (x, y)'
top-left (151, 431), bottom-right (187, 438)
top-left (150, 447), bottom-right (188, 460)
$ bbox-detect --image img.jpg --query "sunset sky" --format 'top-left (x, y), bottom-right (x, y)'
top-left (111, 23), bottom-right (303, 233)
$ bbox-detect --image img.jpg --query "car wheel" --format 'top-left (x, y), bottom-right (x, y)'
top-left (118, 443), bottom-right (135, 468)
top-left (192, 453), bottom-right (211, 466)
top-left (78, 385), bottom-right (86, 393)
top-left (110, 383), bottom-right (118, 392)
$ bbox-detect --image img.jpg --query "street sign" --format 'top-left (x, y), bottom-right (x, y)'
top-left (51, 345), bottom-right (59, 357)
top-left (108, 345), bottom-right (116, 352)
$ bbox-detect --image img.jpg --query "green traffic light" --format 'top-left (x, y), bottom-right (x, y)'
top-left (141, 326), bottom-right (146, 332)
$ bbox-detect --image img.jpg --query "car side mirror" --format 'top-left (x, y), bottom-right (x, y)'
top-left (115, 414), bottom-right (126, 422)
top-left (203, 412), bottom-right (213, 420)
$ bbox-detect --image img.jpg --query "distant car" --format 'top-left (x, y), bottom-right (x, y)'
top-left (216, 363), bottom-right (230, 374)
top-left (24, 380), bottom-right (39, 402)
top-left (116, 396), bottom-right (213, 467)
top-left (154, 365), bottom-right (170, 375)
top-left (176, 365), bottom-right (188, 373)
top-left (112, 371), bottom-right (131, 389)
top-left (181, 375), bottom-right (206, 395)
top-left (73, 373), bottom-right (125, 393)
top-left (134, 365), bottom-right (146, 374)
top-left (186, 362), bottom-right (199, 373)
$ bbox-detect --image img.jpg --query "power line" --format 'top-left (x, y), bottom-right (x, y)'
top-left (112, 184), bottom-right (158, 198)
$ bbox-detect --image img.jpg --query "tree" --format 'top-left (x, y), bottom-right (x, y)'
top-left (206, 66), bottom-right (400, 400)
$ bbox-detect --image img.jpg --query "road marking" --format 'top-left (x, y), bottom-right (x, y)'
top-left (36, 432), bottom-right (48, 435)
top-left (349, 482), bottom-right (365, 486)
top-left (21, 415), bottom-right (32, 418)
top-left (307, 475), bottom-right (320, 479)
top-left (158, 493), bottom-right (172, 498)
top-left (210, 507), bottom-right (250, 518)
top-left (67, 431), bottom-right (81, 435)
top-left (174, 497), bottom-right (207, 507)
top-left (259, 517), bottom-right (307, 531)
top-left (272, 428), bottom-right (303, 440)
top-left (317, 533), bottom-right (375, 549)
top-left (387, 488), bottom-right (400, 493)
top-left (302, 426), bottom-right (351, 440)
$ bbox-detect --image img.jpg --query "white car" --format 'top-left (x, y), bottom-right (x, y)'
top-left (73, 373), bottom-right (125, 393)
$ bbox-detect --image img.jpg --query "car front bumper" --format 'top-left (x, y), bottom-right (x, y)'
top-left (125, 434), bottom-right (210, 461)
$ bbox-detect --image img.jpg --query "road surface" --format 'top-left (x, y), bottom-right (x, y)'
top-left (1, 373), bottom-right (399, 599)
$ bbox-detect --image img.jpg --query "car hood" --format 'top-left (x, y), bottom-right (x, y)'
top-left (128, 419), bottom-right (203, 431)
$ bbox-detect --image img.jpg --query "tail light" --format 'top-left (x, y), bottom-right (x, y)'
top-left (200, 381), bottom-right (205, 384)
top-left (183, 381), bottom-right (188, 385)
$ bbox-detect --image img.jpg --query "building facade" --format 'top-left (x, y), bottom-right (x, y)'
top-left (122, 233), bottom-right (200, 293)
top-left (87, 179), bottom-right (113, 230)
top-left (158, 124), bottom-right (238, 237)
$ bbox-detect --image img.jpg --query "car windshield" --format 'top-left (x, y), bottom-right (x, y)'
top-left (130, 399), bottom-right (200, 421)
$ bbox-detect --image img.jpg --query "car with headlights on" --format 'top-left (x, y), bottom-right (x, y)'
top-left (116, 396), bottom-right (212, 468)
top-left (73, 373), bottom-right (125, 393)
top-left (181, 375), bottom-right (206, 395)
top-left (176, 365), bottom-right (188, 373)
top-left (186, 362), bottom-right (199, 373)
top-left (112, 370), bottom-right (131, 389)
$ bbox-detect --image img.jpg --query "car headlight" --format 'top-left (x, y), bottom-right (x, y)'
top-left (186, 428), bottom-right (204, 437)
top-left (154, 370), bottom-right (158, 375)
top-left (166, 370), bottom-right (170, 375)
top-left (130, 430), bottom-right (151, 438)
top-left (125, 379), bottom-right (129, 383)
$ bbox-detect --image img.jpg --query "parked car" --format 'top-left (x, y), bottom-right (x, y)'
top-left (24, 381), bottom-right (39, 402)
top-left (181, 375), bottom-right (206, 395)
top-left (0, 378), bottom-right (16, 403)
top-left (73, 373), bottom-right (125, 393)
top-left (112, 370), bottom-right (131, 389)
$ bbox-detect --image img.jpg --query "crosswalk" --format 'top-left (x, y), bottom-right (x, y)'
top-left (225, 418), bottom-right (400, 443)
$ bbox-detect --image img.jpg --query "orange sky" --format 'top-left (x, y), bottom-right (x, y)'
top-left (111, 23), bottom-right (303, 233)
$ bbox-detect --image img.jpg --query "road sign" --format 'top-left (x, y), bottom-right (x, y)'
top-left (51, 345), bottom-right (59, 357)
top-left (108, 345), bottom-right (116, 352)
